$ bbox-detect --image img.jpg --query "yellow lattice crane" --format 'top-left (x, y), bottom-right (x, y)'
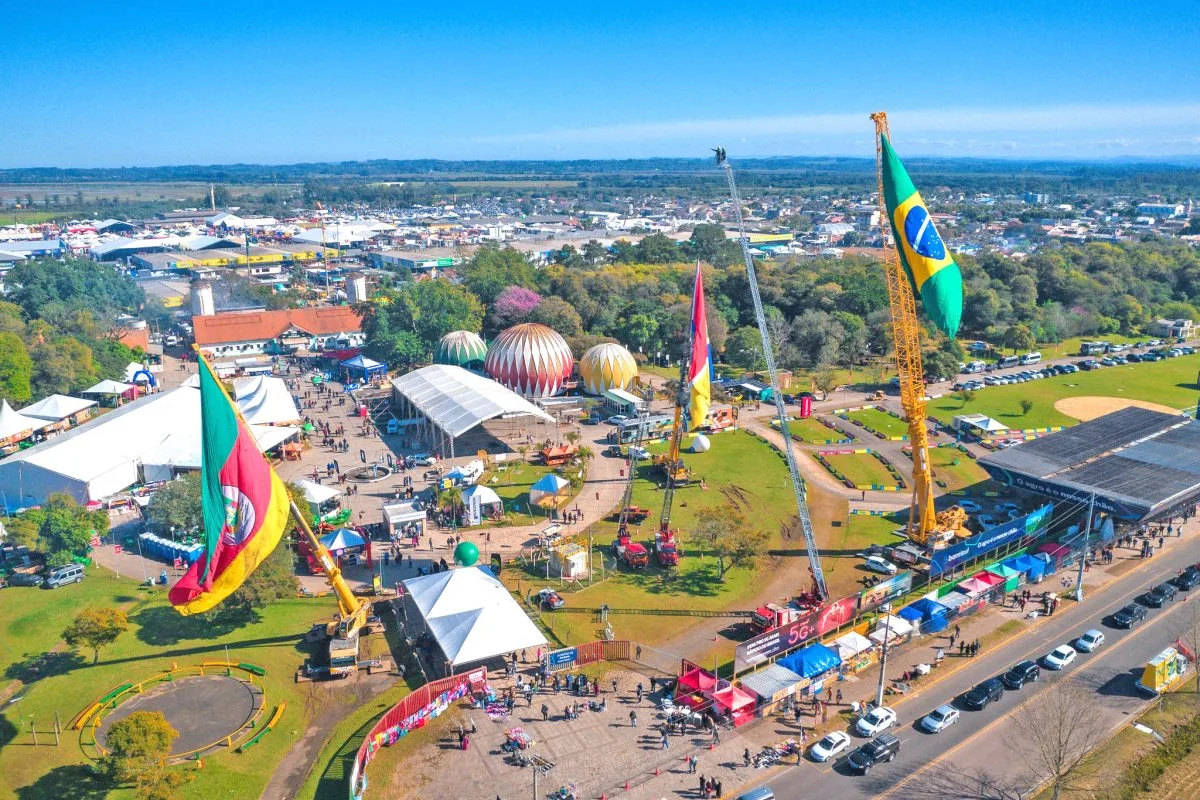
top-left (871, 112), bottom-right (941, 546)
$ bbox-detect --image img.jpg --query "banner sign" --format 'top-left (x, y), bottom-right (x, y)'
top-left (816, 595), bottom-right (860, 636)
top-left (548, 647), bottom-right (578, 670)
top-left (859, 571), bottom-right (913, 612)
top-left (980, 465), bottom-right (1145, 520)
top-left (929, 503), bottom-right (1054, 577)
top-left (734, 610), bottom-right (819, 673)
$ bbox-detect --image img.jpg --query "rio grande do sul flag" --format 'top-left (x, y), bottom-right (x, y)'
top-left (685, 264), bottom-right (712, 431)
top-left (168, 356), bottom-right (292, 615)
top-left (880, 134), bottom-right (963, 338)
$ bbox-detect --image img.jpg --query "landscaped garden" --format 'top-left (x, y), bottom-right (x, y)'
top-left (844, 406), bottom-right (910, 439)
top-left (821, 450), bottom-right (905, 489)
top-left (924, 444), bottom-right (993, 492)
top-left (773, 415), bottom-right (854, 444)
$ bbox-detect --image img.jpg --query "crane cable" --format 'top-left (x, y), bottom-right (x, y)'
top-left (716, 149), bottom-right (829, 600)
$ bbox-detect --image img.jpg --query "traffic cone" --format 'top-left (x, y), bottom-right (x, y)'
top-left (708, 742), bottom-right (715, 750)
top-left (654, 767), bottom-right (660, 776)
top-left (625, 780), bottom-right (631, 791)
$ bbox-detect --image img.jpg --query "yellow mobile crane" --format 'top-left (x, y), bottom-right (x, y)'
top-left (871, 112), bottom-right (968, 546)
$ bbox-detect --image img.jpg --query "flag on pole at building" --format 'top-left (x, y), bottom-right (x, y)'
top-left (168, 355), bottom-right (292, 615)
top-left (880, 134), bottom-right (963, 338)
top-left (685, 265), bottom-right (712, 431)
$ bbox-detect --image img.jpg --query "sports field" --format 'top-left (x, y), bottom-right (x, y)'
top-left (929, 354), bottom-right (1200, 428)
top-left (846, 407), bottom-right (910, 438)
top-left (824, 451), bottom-right (901, 488)
top-left (0, 570), bottom-right (339, 800)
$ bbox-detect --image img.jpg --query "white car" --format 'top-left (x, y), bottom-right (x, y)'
top-left (855, 705), bottom-right (897, 737)
top-left (408, 453), bottom-right (436, 466)
top-left (1075, 629), bottom-right (1105, 653)
top-left (1044, 644), bottom-right (1077, 670)
top-left (809, 730), bottom-right (851, 762)
top-left (863, 555), bottom-right (898, 576)
top-left (920, 705), bottom-right (960, 734)
top-left (957, 500), bottom-right (983, 513)
top-left (628, 446), bottom-right (650, 460)
top-left (607, 415), bottom-right (628, 425)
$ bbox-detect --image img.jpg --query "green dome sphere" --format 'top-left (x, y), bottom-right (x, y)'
top-left (453, 541), bottom-right (480, 567)
top-left (435, 330), bottom-right (488, 370)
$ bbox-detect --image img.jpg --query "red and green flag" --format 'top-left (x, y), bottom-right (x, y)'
top-left (169, 356), bottom-right (293, 615)
top-left (880, 134), bottom-right (963, 338)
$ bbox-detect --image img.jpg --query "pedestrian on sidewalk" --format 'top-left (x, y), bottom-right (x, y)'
top-left (715, 779), bottom-right (723, 798)
top-left (836, 688), bottom-right (843, 705)
top-left (954, 624), bottom-right (960, 638)
top-left (611, 678), bottom-right (618, 694)
top-left (637, 682), bottom-right (644, 703)
top-left (698, 774), bottom-right (705, 793)
top-left (712, 726), bottom-right (720, 744)
top-left (541, 704), bottom-right (549, 721)
top-left (660, 732), bottom-right (669, 750)
top-left (948, 634), bottom-right (956, 650)
top-left (689, 754), bottom-right (698, 773)
top-left (630, 710), bottom-right (638, 727)
top-left (743, 748), bottom-right (751, 768)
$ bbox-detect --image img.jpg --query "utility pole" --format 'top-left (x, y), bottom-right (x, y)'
top-left (874, 606), bottom-right (893, 709)
top-left (1075, 492), bottom-right (1096, 602)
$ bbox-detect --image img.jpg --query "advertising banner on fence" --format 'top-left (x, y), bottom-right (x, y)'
top-left (548, 647), bottom-right (578, 670)
top-left (817, 594), bottom-right (860, 636)
top-left (860, 571), bottom-right (913, 612)
top-left (929, 503), bottom-right (1054, 577)
top-left (734, 610), bottom-right (819, 673)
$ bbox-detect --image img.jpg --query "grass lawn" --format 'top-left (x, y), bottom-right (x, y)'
top-left (925, 446), bottom-right (992, 492)
top-left (928, 353), bottom-right (1200, 428)
top-left (503, 432), bottom-right (797, 648)
top-left (824, 452), bottom-right (901, 488)
top-left (780, 416), bottom-right (853, 443)
top-left (839, 513), bottom-right (907, 554)
top-left (846, 407), bottom-right (910, 438)
top-left (476, 459), bottom-right (579, 525)
top-left (0, 566), bottom-right (339, 800)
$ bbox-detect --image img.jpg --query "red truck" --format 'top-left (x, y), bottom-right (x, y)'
top-left (654, 530), bottom-right (681, 568)
top-left (751, 602), bottom-right (803, 634)
top-left (613, 532), bottom-right (650, 569)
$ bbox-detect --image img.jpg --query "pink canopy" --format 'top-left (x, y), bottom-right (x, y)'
top-left (972, 571), bottom-right (1004, 587)
top-left (677, 668), bottom-right (718, 707)
top-left (955, 577), bottom-right (994, 594)
top-left (711, 685), bottom-right (755, 712)
top-left (1038, 543), bottom-right (1071, 558)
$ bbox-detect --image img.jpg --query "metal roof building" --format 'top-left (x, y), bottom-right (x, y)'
top-left (979, 407), bottom-right (1200, 521)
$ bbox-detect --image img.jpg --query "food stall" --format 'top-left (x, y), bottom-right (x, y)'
top-left (778, 643), bottom-right (842, 697)
top-left (710, 685), bottom-right (756, 728)
top-left (833, 631), bottom-right (876, 674)
top-left (898, 598), bottom-right (952, 634)
top-left (868, 614), bottom-right (914, 647)
top-left (985, 562), bottom-right (1021, 593)
top-left (1136, 647), bottom-right (1191, 696)
top-left (738, 664), bottom-right (807, 716)
top-left (675, 667), bottom-right (719, 709)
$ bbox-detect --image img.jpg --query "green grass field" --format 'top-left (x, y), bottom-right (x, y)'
top-left (839, 513), bottom-right (908, 555)
top-left (476, 459), bottom-right (577, 524)
top-left (824, 452), bottom-right (901, 488)
top-left (846, 407), bottom-right (910, 438)
top-left (787, 416), bottom-right (853, 443)
top-left (0, 567), bottom-right (338, 800)
top-left (503, 432), bottom-right (796, 648)
top-left (929, 353), bottom-right (1200, 428)
top-left (926, 446), bottom-right (992, 492)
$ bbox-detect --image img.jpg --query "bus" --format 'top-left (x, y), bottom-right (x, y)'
top-left (608, 414), bottom-right (675, 444)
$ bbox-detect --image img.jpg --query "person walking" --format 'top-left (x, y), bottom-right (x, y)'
top-left (630, 710), bottom-right (638, 728)
top-left (954, 624), bottom-right (960, 639)
top-left (541, 704), bottom-right (549, 721)
top-left (660, 731), bottom-right (670, 750)
top-left (712, 725), bottom-right (720, 744)
top-left (636, 682), bottom-right (644, 703)
top-left (743, 748), bottom-right (751, 768)
top-left (689, 754), bottom-right (698, 773)
top-left (836, 689), bottom-right (843, 705)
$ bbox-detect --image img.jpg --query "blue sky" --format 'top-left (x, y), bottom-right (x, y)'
top-left (1, 0), bottom-right (1197, 167)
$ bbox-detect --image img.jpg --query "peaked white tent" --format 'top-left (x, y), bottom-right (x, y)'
top-left (83, 379), bottom-right (137, 396)
top-left (296, 478), bottom-right (340, 505)
top-left (0, 400), bottom-right (49, 443)
top-left (233, 376), bottom-right (300, 425)
top-left (20, 394), bottom-right (97, 422)
top-left (403, 566), bottom-right (547, 667)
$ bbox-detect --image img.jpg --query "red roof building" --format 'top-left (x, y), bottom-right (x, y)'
top-left (194, 307), bottom-right (364, 356)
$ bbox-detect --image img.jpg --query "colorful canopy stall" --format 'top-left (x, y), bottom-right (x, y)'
top-left (898, 598), bottom-right (952, 634)
top-left (1002, 553), bottom-right (1046, 583)
top-left (529, 473), bottom-right (572, 509)
top-left (675, 668), bottom-right (719, 709)
top-left (937, 587), bottom-right (984, 616)
top-left (778, 643), bottom-right (842, 680)
top-left (710, 685), bottom-right (756, 727)
top-left (868, 614), bottom-right (915, 646)
top-left (738, 664), bottom-right (807, 713)
top-left (297, 478), bottom-right (344, 524)
top-left (1033, 551), bottom-right (1057, 576)
top-left (340, 354), bottom-right (387, 382)
top-left (833, 631), bottom-right (876, 673)
top-left (972, 571), bottom-right (1005, 589)
top-left (985, 563), bottom-right (1021, 593)
top-left (953, 577), bottom-right (995, 596)
top-left (320, 527), bottom-right (367, 564)
top-left (1037, 543), bottom-right (1072, 572)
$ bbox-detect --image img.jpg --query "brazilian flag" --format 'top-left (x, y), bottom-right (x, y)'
top-left (881, 135), bottom-right (963, 338)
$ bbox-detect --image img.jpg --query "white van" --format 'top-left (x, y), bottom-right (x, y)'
top-left (1019, 352), bottom-right (1042, 366)
top-left (45, 564), bottom-right (85, 588)
top-left (963, 361), bottom-right (987, 374)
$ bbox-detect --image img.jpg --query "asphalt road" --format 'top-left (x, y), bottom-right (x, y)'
top-left (751, 536), bottom-right (1200, 800)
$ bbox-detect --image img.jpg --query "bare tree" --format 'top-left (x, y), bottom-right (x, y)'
top-left (1005, 681), bottom-right (1108, 800)
top-left (866, 763), bottom-right (1029, 800)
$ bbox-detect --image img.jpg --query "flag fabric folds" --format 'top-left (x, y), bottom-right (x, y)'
top-left (169, 356), bottom-right (292, 615)
top-left (880, 134), bottom-right (963, 338)
top-left (685, 265), bottom-right (712, 431)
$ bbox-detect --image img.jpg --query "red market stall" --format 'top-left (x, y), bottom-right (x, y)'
top-left (710, 685), bottom-right (756, 727)
top-left (971, 571), bottom-right (1004, 588)
top-left (676, 667), bottom-right (718, 709)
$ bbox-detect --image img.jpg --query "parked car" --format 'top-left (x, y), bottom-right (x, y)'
top-left (606, 415), bottom-right (629, 425)
top-left (854, 705), bottom-right (897, 737)
top-left (1002, 659), bottom-right (1041, 689)
top-left (846, 733), bottom-right (901, 774)
top-left (1112, 603), bottom-right (1148, 628)
top-left (536, 588), bottom-right (565, 609)
top-left (44, 564), bottom-right (84, 589)
top-left (408, 453), bottom-right (436, 466)
top-left (1174, 568), bottom-right (1200, 591)
top-left (1075, 629), bottom-right (1105, 652)
top-left (1043, 644), bottom-right (1077, 670)
top-left (976, 514), bottom-right (998, 529)
top-left (957, 500), bottom-right (983, 513)
top-left (962, 677), bottom-right (1005, 709)
top-left (1127, 353), bottom-right (1144, 362)
top-left (919, 705), bottom-right (960, 733)
top-left (628, 446), bottom-right (650, 461)
top-left (863, 555), bottom-right (898, 576)
top-left (809, 731), bottom-right (851, 762)
top-left (5, 572), bottom-right (44, 587)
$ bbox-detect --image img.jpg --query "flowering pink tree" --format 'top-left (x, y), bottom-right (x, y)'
top-left (490, 286), bottom-right (542, 330)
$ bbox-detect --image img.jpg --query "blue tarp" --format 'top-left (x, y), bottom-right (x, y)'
top-left (319, 528), bottom-right (366, 552)
top-left (340, 354), bottom-right (387, 378)
top-left (1034, 551), bottom-right (1057, 576)
top-left (1004, 554), bottom-right (1045, 583)
top-left (778, 643), bottom-right (842, 679)
top-left (898, 598), bottom-right (951, 633)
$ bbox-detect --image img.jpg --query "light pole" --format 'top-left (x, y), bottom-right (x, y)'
top-left (1075, 492), bottom-right (1096, 602)
top-left (874, 603), bottom-right (893, 709)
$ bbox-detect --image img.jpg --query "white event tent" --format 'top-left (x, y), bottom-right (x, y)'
top-left (403, 566), bottom-right (547, 668)
top-left (234, 376), bottom-right (301, 425)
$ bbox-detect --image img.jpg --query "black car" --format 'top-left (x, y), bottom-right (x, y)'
top-left (846, 733), bottom-right (901, 774)
top-left (962, 677), bottom-right (1005, 709)
top-left (1112, 603), bottom-right (1148, 628)
top-left (4, 572), bottom-right (44, 587)
top-left (1001, 659), bottom-right (1041, 689)
top-left (1174, 569), bottom-right (1200, 591)
top-left (1127, 353), bottom-right (1143, 362)
top-left (1154, 582), bottom-right (1179, 603)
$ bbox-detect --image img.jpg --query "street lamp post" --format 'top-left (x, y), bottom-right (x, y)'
top-left (874, 603), bottom-right (893, 709)
top-left (1075, 492), bottom-right (1096, 602)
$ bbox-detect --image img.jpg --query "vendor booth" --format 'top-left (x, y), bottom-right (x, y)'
top-left (462, 485), bottom-right (503, 525)
top-left (710, 685), bottom-right (756, 727)
top-left (0, 400), bottom-right (49, 455)
top-left (340, 354), bottom-right (387, 383)
top-left (82, 379), bottom-right (138, 407)
top-left (320, 527), bottom-right (368, 566)
top-left (738, 664), bottom-right (807, 715)
top-left (529, 474), bottom-right (571, 509)
top-left (297, 478), bottom-right (347, 525)
top-left (1002, 553), bottom-right (1046, 583)
top-left (985, 563), bottom-right (1021, 593)
top-left (1136, 647), bottom-right (1191, 696)
top-left (953, 576), bottom-right (995, 596)
top-left (833, 631), bottom-right (876, 673)
top-left (869, 614), bottom-right (914, 646)
top-left (446, 460), bottom-right (485, 486)
top-left (383, 500), bottom-right (427, 538)
top-left (676, 667), bottom-right (719, 709)
top-left (778, 643), bottom-right (842, 695)
top-left (937, 587), bottom-right (983, 617)
top-left (898, 598), bottom-right (952, 634)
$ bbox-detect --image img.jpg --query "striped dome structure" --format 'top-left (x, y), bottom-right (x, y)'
top-left (484, 323), bottom-right (574, 398)
top-left (434, 330), bottom-right (488, 370)
top-left (579, 342), bottom-right (638, 395)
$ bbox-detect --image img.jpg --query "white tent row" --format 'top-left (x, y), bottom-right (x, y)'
top-left (233, 376), bottom-right (301, 425)
top-left (0, 400), bottom-right (50, 441)
top-left (403, 566), bottom-right (547, 667)
top-left (0, 383), bottom-right (299, 511)
top-left (868, 614), bottom-right (915, 645)
top-left (390, 364), bottom-right (554, 440)
top-left (20, 394), bottom-right (97, 422)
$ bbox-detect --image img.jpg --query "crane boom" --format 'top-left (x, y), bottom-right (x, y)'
top-left (870, 112), bottom-right (936, 544)
top-left (616, 388), bottom-right (653, 536)
top-left (716, 149), bottom-right (828, 601)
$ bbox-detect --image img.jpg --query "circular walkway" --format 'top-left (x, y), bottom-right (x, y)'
top-left (97, 674), bottom-right (256, 756)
